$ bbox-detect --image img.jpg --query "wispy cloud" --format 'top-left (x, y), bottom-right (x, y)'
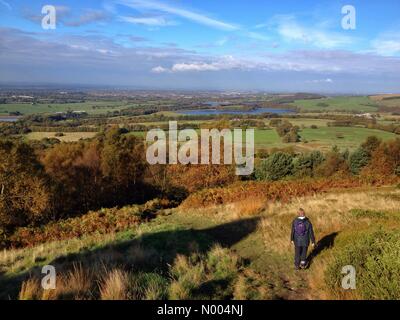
top-left (268, 15), bottom-right (354, 49)
top-left (308, 78), bottom-right (333, 83)
top-left (116, 0), bottom-right (239, 31)
top-left (151, 66), bottom-right (169, 73)
top-left (371, 32), bottom-right (400, 56)
top-left (23, 5), bottom-right (71, 25)
top-left (0, 0), bottom-right (11, 10)
top-left (64, 10), bottom-right (109, 27)
top-left (119, 15), bottom-right (176, 27)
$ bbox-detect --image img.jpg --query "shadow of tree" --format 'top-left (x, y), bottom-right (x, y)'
top-left (307, 232), bottom-right (339, 267)
top-left (0, 216), bottom-right (260, 300)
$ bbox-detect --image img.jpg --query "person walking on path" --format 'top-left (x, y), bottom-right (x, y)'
top-left (291, 208), bottom-right (315, 270)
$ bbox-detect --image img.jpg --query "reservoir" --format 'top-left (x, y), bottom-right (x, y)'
top-left (0, 117), bottom-right (19, 122)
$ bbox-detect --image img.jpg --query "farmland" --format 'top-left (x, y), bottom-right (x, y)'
top-left (24, 122), bottom-right (398, 152)
top-left (292, 96), bottom-right (378, 113)
top-left (0, 101), bottom-right (140, 116)
top-left (25, 131), bottom-right (97, 142)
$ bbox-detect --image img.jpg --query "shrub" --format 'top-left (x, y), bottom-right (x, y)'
top-left (181, 177), bottom-right (382, 209)
top-left (255, 152), bottom-right (294, 181)
top-left (326, 229), bottom-right (400, 299)
top-left (293, 151), bottom-right (324, 177)
top-left (349, 148), bottom-right (370, 175)
top-left (282, 129), bottom-right (300, 143)
top-left (9, 198), bottom-right (173, 248)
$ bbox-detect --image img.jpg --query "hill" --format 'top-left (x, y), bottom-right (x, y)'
top-left (2, 185), bottom-right (400, 300)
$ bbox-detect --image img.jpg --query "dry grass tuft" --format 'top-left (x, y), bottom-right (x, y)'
top-left (19, 278), bottom-right (41, 300)
top-left (99, 269), bottom-right (129, 300)
top-left (230, 197), bottom-right (267, 217)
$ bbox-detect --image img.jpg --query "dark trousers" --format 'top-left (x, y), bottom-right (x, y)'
top-left (294, 246), bottom-right (308, 267)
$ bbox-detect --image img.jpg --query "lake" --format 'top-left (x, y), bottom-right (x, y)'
top-left (0, 117), bottom-right (19, 122)
top-left (178, 108), bottom-right (295, 116)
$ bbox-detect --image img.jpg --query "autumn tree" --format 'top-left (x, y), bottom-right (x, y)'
top-left (0, 140), bottom-right (52, 233)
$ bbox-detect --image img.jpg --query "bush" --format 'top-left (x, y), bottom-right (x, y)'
top-left (349, 148), bottom-right (370, 175)
top-left (326, 229), bottom-right (400, 299)
top-left (181, 177), bottom-right (376, 209)
top-left (255, 152), bottom-right (293, 181)
top-left (9, 199), bottom-right (173, 248)
top-left (293, 151), bottom-right (324, 177)
top-left (282, 129), bottom-right (300, 143)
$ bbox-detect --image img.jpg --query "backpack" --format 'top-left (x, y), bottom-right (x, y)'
top-left (294, 219), bottom-right (307, 237)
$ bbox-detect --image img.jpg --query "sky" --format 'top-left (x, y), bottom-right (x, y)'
top-left (0, 0), bottom-right (400, 93)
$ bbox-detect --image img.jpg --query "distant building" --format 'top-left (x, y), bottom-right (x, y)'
top-left (356, 113), bottom-right (374, 119)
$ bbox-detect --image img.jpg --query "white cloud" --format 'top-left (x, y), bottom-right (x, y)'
top-left (308, 78), bottom-right (333, 83)
top-left (273, 15), bottom-right (354, 49)
top-left (117, 0), bottom-right (238, 31)
top-left (119, 15), bottom-right (175, 27)
top-left (151, 66), bottom-right (169, 73)
top-left (371, 33), bottom-right (400, 56)
top-left (150, 49), bottom-right (400, 75)
top-left (172, 62), bottom-right (220, 72)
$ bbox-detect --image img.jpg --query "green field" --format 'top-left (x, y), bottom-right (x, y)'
top-left (0, 101), bottom-right (143, 116)
top-left (132, 125), bottom-right (398, 152)
top-left (299, 127), bottom-right (397, 150)
top-left (292, 96), bottom-right (378, 113)
top-left (25, 132), bottom-right (97, 142)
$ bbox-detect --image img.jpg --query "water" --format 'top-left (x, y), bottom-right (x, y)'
top-left (0, 117), bottom-right (19, 122)
top-left (178, 108), bottom-right (295, 116)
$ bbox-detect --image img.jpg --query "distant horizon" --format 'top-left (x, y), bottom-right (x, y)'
top-left (0, 81), bottom-right (398, 96)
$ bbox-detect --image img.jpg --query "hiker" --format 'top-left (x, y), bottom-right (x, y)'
top-left (290, 208), bottom-right (315, 270)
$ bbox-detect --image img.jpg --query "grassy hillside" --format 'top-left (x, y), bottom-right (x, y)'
top-left (292, 97), bottom-right (378, 113)
top-left (2, 186), bottom-right (400, 300)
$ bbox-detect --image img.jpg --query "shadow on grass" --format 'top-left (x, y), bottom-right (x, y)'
top-left (307, 232), bottom-right (339, 267)
top-left (0, 216), bottom-right (260, 300)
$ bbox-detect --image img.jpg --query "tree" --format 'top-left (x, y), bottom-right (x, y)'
top-left (315, 149), bottom-right (350, 177)
top-left (294, 151), bottom-right (324, 177)
top-left (255, 152), bottom-right (294, 181)
top-left (361, 136), bottom-right (382, 155)
top-left (362, 138), bottom-right (400, 177)
top-left (349, 148), bottom-right (370, 175)
top-left (282, 128), bottom-right (301, 143)
top-left (100, 127), bottom-right (148, 204)
top-left (0, 140), bottom-right (52, 233)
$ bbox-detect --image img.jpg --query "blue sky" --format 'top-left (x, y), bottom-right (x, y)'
top-left (1, 0), bottom-right (400, 93)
